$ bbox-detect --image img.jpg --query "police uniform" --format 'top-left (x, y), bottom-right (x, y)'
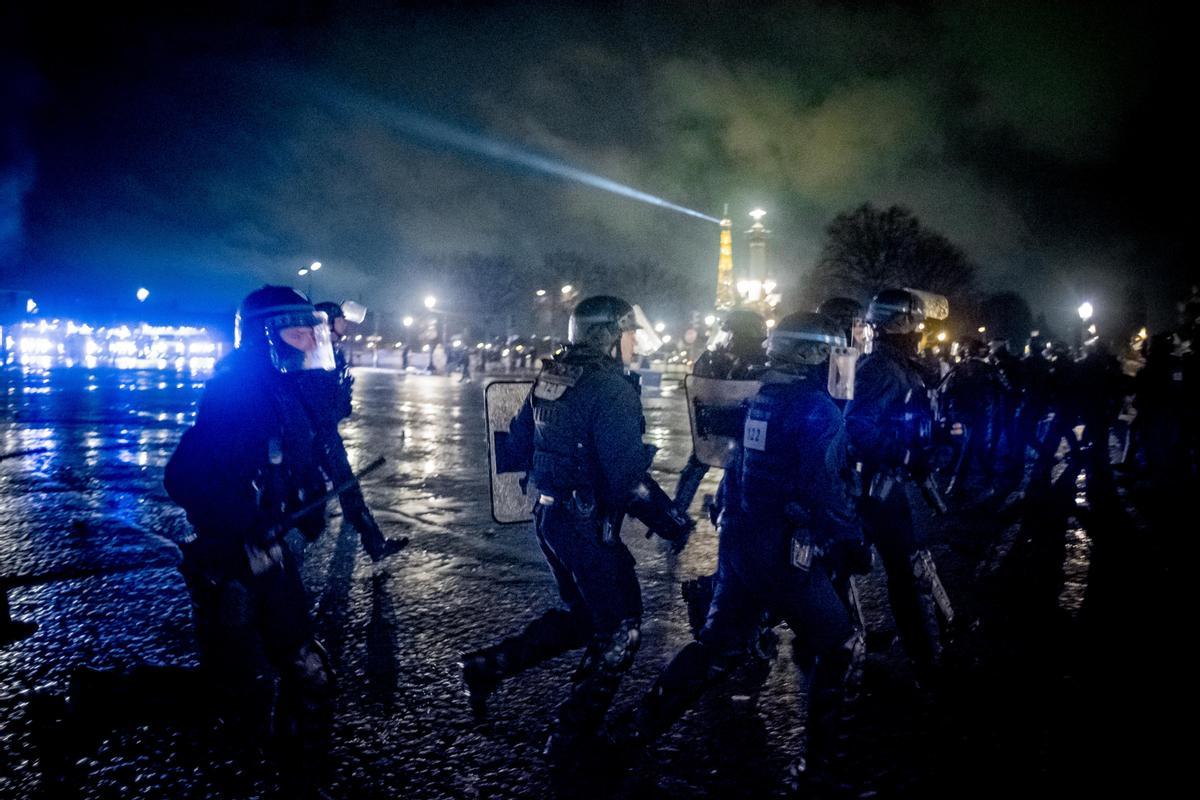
top-left (463, 297), bottom-right (690, 765)
top-left (164, 288), bottom-right (336, 767)
top-left (622, 314), bottom-right (867, 788)
top-left (845, 336), bottom-right (945, 675)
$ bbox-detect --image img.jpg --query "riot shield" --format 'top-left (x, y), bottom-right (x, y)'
top-left (485, 380), bottom-right (535, 524)
top-left (904, 288), bottom-right (950, 321)
top-left (685, 374), bottom-right (762, 468)
top-left (828, 346), bottom-right (860, 401)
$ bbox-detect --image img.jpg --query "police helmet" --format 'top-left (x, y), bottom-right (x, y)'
top-left (568, 295), bottom-right (639, 353)
top-left (235, 285), bottom-right (335, 372)
top-left (818, 297), bottom-right (865, 331)
top-left (866, 288), bottom-right (925, 335)
top-left (766, 312), bottom-right (846, 366)
top-left (315, 301), bottom-right (344, 322)
top-left (722, 308), bottom-right (767, 342)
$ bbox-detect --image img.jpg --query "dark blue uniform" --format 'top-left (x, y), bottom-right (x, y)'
top-left (845, 338), bottom-right (945, 675)
top-left (473, 343), bottom-right (683, 753)
top-left (941, 355), bottom-right (1002, 496)
top-left (165, 347), bottom-right (333, 753)
top-left (628, 369), bottom-right (864, 769)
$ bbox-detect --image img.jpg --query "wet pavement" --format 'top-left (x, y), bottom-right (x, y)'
top-left (0, 366), bottom-right (1182, 798)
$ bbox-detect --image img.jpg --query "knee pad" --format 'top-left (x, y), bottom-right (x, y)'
top-left (291, 640), bottom-right (335, 697)
top-left (594, 618), bottom-right (641, 675)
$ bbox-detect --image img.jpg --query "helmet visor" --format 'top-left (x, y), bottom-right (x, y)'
top-left (268, 311), bottom-right (337, 372)
top-left (341, 300), bottom-right (368, 325)
top-left (630, 304), bottom-right (662, 355)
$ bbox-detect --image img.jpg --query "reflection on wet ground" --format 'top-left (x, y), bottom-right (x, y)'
top-left (0, 366), bottom-right (1172, 798)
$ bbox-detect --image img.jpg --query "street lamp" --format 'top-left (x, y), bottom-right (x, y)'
top-left (403, 316), bottom-right (414, 327)
top-left (561, 284), bottom-right (574, 295)
top-left (310, 261), bottom-right (322, 272)
top-left (136, 288), bottom-right (150, 302)
top-left (977, 326), bottom-right (986, 334)
top-left (704, 314), bottom-right (716, 327)
top-left (424, 295), bottom-right (437, 310)
top-left (654, 321), bottom-right (666, 333)
top-left (936, 331), bottom-right (947, 342)
top-left (1078, 302), bottom-right (1093, 322)
top-left (535, 289), bottom-right (547, 297)
top-left (298, 269), bottom-right (308, 276)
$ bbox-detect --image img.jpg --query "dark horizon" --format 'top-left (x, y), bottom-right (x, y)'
top-left (2, 1), bottom-right (1194, 333)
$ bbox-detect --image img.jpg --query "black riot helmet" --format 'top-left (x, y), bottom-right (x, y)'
top-left (766, 312), bottom-right (846, 367)
top-left (568, 295), bottom-right (639, 355)
top-left (818, 297), bottom-right (864, 337)
top-left (722, 308), bottom-right (767, 342)
top-left (711, 308), bottom-right (767, 359)
top-left (315, 301), bottom-right (346, 342)
top-left (866, 288), bottom-right (925, 335)
top-left (235, 285), bottom-right (336, 373)
top-left (315, 301), bottom-right (344, 323)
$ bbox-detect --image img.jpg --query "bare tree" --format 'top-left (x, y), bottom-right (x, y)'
top-left (814, 203), bottom-right (977, 305)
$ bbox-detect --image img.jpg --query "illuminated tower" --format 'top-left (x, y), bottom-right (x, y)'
top-left (715, 205), bottom-right (735, 310)
top-left (747, 208), bottom-right (769, 282)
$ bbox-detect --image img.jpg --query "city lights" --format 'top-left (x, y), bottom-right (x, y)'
top-left (5, 319), bottom-right (219, 372)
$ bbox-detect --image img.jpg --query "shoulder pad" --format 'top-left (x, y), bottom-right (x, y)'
top-left (533, 360), bottom-right (584, 401)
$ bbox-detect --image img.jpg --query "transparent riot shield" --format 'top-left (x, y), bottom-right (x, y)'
top-left (485, 380), bottom-right (535, 524)
top-left (828, 346), bottom-right (860, 401)
top-left (685, 375), bottom-right (762, 468)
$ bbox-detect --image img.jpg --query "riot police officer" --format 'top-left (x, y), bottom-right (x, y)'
top-left (818, 296), bottom-right (868, 355)
top-left (845, 289), bottom-right (951, 684)
top-left (460, 295), bottom-right (693, 769)
top-left (673, 308), bottom-right (767, 512)
top-left (163, 286), bottom-right (338, 776)
top-left (617, 312), bottom-right (868, 791)
top-left (941, 337), bottom-right (1001, 499)
top-left (308, 300), bottom-right (407, 562)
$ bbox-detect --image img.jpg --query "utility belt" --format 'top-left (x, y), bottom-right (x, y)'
top-left (783, 501), bottom-right (820, 572)
top-left (537, 488), bottom-right (624, 546)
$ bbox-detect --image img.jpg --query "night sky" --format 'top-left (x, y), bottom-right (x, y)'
top-left (1, 1), bottom-right (1191, 329)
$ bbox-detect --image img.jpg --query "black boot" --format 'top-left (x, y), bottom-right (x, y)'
top-left (462, 608), bottom-right (592, 719)
top-left (791, 630), bottom-right (866, 796)
top-left (460, 649), bottom-right (505, 719)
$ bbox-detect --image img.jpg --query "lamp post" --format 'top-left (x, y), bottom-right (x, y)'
top-left (1077, 301), bottom-right (1093, 350)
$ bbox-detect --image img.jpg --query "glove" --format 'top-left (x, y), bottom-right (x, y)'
top-left (652, 512), bottom-right (695, 555)
top-left (628, 475), bottom-right (695, 553)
